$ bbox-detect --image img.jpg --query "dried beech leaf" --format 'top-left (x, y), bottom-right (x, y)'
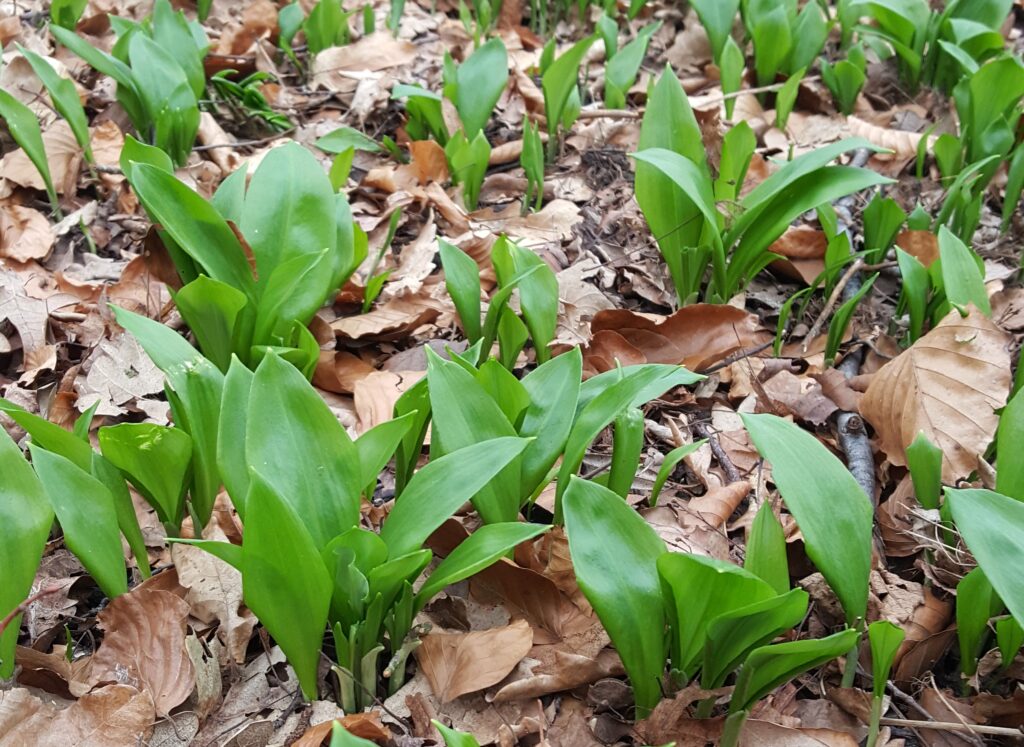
top-left (73, 589), bottom-right (195, 715)
top-left (0, 684), bottom-right (155, 746)
top-left (770, 227), bottom-right (827, 260)
top-left (847, 116), bottom-right (933, 161)
top-left (861, 307), bottom-right (1011, 482)
top-left (896, 230), bottom-right (939, 268)
top-left (0, 205), bottom-right (55, 262)
top-left (416, 619), bottom-right (533, 702)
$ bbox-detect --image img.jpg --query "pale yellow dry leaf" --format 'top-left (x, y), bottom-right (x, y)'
top-left (0, 685), bottom-right (155, 747)
top-left (384, 220), bottom-right (437, 298)
top-left (861, 307), bottom-right (1011, 482)
top-left (416, 619), bottom-right (533, 702)
top-left (847, 116), bottom-right (936, 161)
top-left (0, 204), bottom-right (55, 262)
top-left (0, 120), bottom-right (82, 196)
top-left (71, 589), bottom-right (195, 715)
top-left (311, 33), bottom-right (416, 94)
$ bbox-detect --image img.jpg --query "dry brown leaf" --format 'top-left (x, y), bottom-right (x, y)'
top-left (353, 370), bottom-right (424, 432)
top-left (582, 304), bottom-right (769, 375)
top-left (72, 588), bottom-right (194, 715)
top-left (331, 296), bottom-right (441, 340)
top-left (877, 476), bottom-right (923, 558)
top-left (311, 33), bottom-right (416, 94)
top-left (896, 230), bottom-right (939, 267)
top-left (416, 619), bottom-right (533, 702)
top-left (847, 116), bottom-right (933, 161)
top-left (891, 585), bottom-right (954, 685)
top-left (385, 221), bottom-right (438, 298)
top-left (683, 481), bottom-right (750, 530)
top-left (0, 120), bottom-right (82, 196)
top-left (919, 689), bottom-right (977, 747)
top-left (409, 140), bottom-right (449, 184)
top-left (172, 525), bottom-right (255, 664)
top-left (762, 370), bottom-right (839, 425)
top-left (770, 227), bottom-right (828, 259)
top-left (313, 350), bottom-right (377, 394)
top-left (743, 719), bottom-right (861, 747)
top-left (0, 684), bottom-right (155, 747)
top-left (861, 307), bottom-right (1011, 482)
top-left (0, 205), bottom-right (55, 262)
top-left (293, 712), bottom-right (390, 747)
top-left (74, 333), bottom-right (167, 418)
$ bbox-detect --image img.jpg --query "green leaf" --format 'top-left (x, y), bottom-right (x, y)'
top-left (0, 431), bottom-right (54, 678)
top-left (519, 349), bottom-right (583, 493)
top-left (246, 353), bottom-right (362, 548)
top-left (0, 397), bottom-right (92, 469)
top-left (453, 37), bottom-right (508, 139)
top-left (128, 33), bottom-right (200, 166)
top-left (254, 249), bottom-right (334, 346)
top-left (751, 4), bottom-right (792, 88)
top-left (744, 501), bottom-right (790, 594)
top-left (332, 723), bottom-right (383, 747)
top-left (99, 423), bottom-right (192, 528)
top-left (127, 165), bottom-right (255, 297)
top-left (491, 236), bottom-right (558, 362)
top-left (150, 0), bottom-right (206, 99)
top-left (937, 226), bottom-right (990, 315)
top-left (119, 134), bottom-right (174, 182)
top-left (415, 522), bottom-right (550, 609)
top-left (948, 489), bottom-right (1024, 628)
top-left (555, 365), bottom-right (702, 519)
top-left (445, 130), bottom-right (491, 210)
top-left (425, 349), bottom-right (520, 523)
top-left (787, 3), bottom-right (828, 73)
top-left (896, 248), bottom-right (929, 342)
top-left (242, 471), bottom-right (332, 699)
top-left (604, 22), bottom-right (661, 109)
top-left (715, 121), bottom-right (755, 203)
top-left (475, 358), bottom-right (530, 426)
top-left (541, 35), bottom-right (595, 143)
top-left (774, 68), bottom-right (805, 130)
top-left (649, 441), bottom-right (705, 507)
top-left (217, 357), bottom-right (253, 516)
top-left (742, 413), bottom-right (873, 625)
top-left (825, 273), bottom-right (877, 367)
top-left (18, 46), bottom-right (93, 161)
top-left (720, 36), bottom-right (745, 120)
top-left (863, 195), bottom-right (907, 262)
top-left (703, 589), bottom-right (809, 688)
top-left (305, 0), bottom-right (345, 54)
top-left (996, 615), bottom-right (1024, 669)
top-left (316, 125), bottom-right (381, 154)
top-left (690, 0), bottom-right (741, 60)
top-left (439, 239), bottom-right (482, 342)
top-left (30, 446), bottom-right (127, 599)
top-left (354, 412), bottom-right (415, 495)
top-left (241, 143), bottom-right (338, 291)
top-left (431, 721), bottom-right (481, 747)
top-left (0, 89), bottom-right (58, 211)
top-left (607, 407), bottom-right (645, 499)
top-left (563, 476), bottom-right (666, 713)
top-left (392, 84), bottom-right (448, 144)
top-left (381, 436), bottom-right (530, 557)
top-left (90, 453), bottom-right (151, 579)
top-left (906, 432), bottom-right (943, 510)
top-left (731, 628), bottom-right (861, 712)
top-left (997, 388), bottom-right (1024, 501)
top-left (172, 276), bottom-right (249, 372)
top-left (956, 566), bottom-right (1001, 678)
top-left (868, 620), bottom-right (905, 698)
top-left (50, 0), bottom-right (87, 29)
top-left (658, 553), bottom-right (776, 678)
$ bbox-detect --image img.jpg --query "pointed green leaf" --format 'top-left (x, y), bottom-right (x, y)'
top-left (868, 620), bottom-right (906, 697)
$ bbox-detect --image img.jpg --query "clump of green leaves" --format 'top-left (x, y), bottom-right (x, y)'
top-left (521, 117), bottom-right (544, 213)
top-left (741, 0), bottom-right (829, 95)
top-left (541, 35), bottom-right (594, 161)
top-left (633, 67), bottom-right (890, 305)
top-left (122, 139), bottom-right (365, 376)
top-left (305, 0), bottom-right (355, 54)
top-left (50, 0), bottom-right (87, 29)
top-left (821, 43), bottom-right (867, 115)
top-left (602, 19), bottom-right (661, 109)
top-left (18, 46), bottom-right (94, 163)
top-left (206, 71), bottom-right (293, 133)
top-left (52, 0), bottom-right (208, 166)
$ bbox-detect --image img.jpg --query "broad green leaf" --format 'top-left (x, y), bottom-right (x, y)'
top-left (90, 453), bottom-right (151, 579)
top-left (128, 33), bottom-right (199, 166)
top-left (658, 553), bottom-right (776, 678)
top-left (218, 357), bottom-right (253, 516)
top-left (948, 489), bottom-right (1024, 627)
top-left (825, 273), bottom-right (877, 367)
top-left (475, 359), bottom-right (530, 426)
top-left (0, 89), bottom-right (58, 210)
top-left (732, 629), bottom-right (860, 712)
top-left (453, 37), bottom-right (508, 138)
top-left (241, 143), bottom-right (338, 289)
top-left (896, 248), bottom-right (928, 342)
top-left (649, 441), bottom-right (705, 507)
top-left (607, 407), bottom-right (645, 499)
top-left (715, 121), bottom-right (755, 203)
top-left (426, 349), bottom-right (520, 523)
top-left (564, 477), bottom-right (666, 713)
top-left (445, 130), bottom-right (490, 210)
top-left (415, 522), bottom-right (550, 609)
top-left (542, 35), bottom-right (595, 143)
top-left (172, 276), bottom-right (249, 372)
top-left (99, 423), bottom-right (192, 528)
top-left (742, 413), bottom-right (873, 624)
top-left (519, 348), bottom-right (582, 492)
top-left (354, 412), bottom-right (416, 494)
top-left (751, 4), bottom-right (791, 87)
top-left (631, 147), bottom-right (722, 231)
top-left (997, 388), bottom-right (1024, 501)
top-left (555, 364), bottom-right (702, 518)
top-left (787, 3), bottom-right (828, 73)
top-left (497, 308), bottom-right (529, 370)
top-left (439, 239), bottom-right (482, 342)
top-left (305, 0), bottom-right (345, 54)
top-left (18, 46), bottom-right (93, 161)
top-left (30, 446), bottom-right (127, 599)
top-left (431, 721), bottom-right (481, 747)
top-left (127, 164), bottom-right (255, 297)
top-left (906, 432), bottom-right (943, 509)
top-left (212, 166), bottom-right (248, 223)
top-left (316, 126), bottom-right (382, 154)
top-left (703, 589), bottom-right (809, 688)
top-left (996, 616), bottom-right (1024, 668)
top-left (119, 133), bottom-right (174, 181)
top-left (744, 501), bottom-right (790, 594)
top-left (0, 397), bottom-right (92, 469)
top-left (956, 566), bottom-right (1001, 677)
top-left (774, 68), bottom-right (804, 130)
top-left (937, 226), bottom-right (990, 315)
top-left (690, 0), bottom-right (741, 60)
top-left (720, 36), bottom-right (745, 120)
top-left (246, 353), bottom-right (362, 548)
top-left (150, 0), bottom-right (206, 98)
top-left (863, 195), bottom-right (906, 261)
top-left (604, 22), bottom-right (660, 109)
top-left (367, 551), bottom-right (430, 614)
top-left (51, 0), bottom-right (87, 29)
top-left (332, 723), bottom-right (383, 747)
top-left (242, 471), bottom-right (332, 699)
top-left (381, 437), bottom-right (530, 558)
top-left (0, 431), bottom-right (54, 678)
top-left (253, 249), bottom-right (335, 345)
top-left (393, 377), bottom-right (431, 495)
top-left (1002, 144), bottom-right (1024, 232)
top-left (868, 620), bottom-right (905, 698)
top-left (491, 237), bottom-right (558, 363)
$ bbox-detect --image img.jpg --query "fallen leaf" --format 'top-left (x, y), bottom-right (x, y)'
top-left (896, 230), bottom-right (939, 267)
top-left (683, 480), bottom-right (750, 530)
top-left (74, 333), bottom-right (167, 418)
top-left (384, 220), bottom-right (438, 298)
top-left (353, 370), bottom-right (424, 432)
top-left (416, 619), bottom-right (533, 702)
top-left (861, 307), bottom-right (1011, 482)
top-left (762, 369), bottom-right (839, 425)
top-left (0, 205), bottom-right (55, 262)
top-left (0, 120), bottom-right (82, 196)
top-left (313, 350), bottom-right (377, 394)
top-left (409, 140), bottom-right (450, 184)
top-left (770, 227), bottom-right (827, 259)
top-left (331, 296), bottom-right (441, 340)
top-left (0, 685), bottom-right (155, 747)
top-left (743, 719), bottom-right (861, 746)
top-left (582, 304), bottom-right (769, 375)
top-left (848, 116), bottom-right (934, 161)
top-left (72, 588), bottom-right (195, 715)
top-left (311, 33), bottom-right (417, 94)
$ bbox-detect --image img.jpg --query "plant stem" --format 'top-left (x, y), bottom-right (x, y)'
top-left (695, 696), bottom-right (716, 719)
top-left (841, 637), bottom-right (860, 688)
top-left (866, 694), bottom-right (883, 747)
top-left (720, 710), bottom-right (748, 747)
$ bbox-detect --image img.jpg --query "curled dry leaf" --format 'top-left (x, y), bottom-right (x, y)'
top-left (770, 227), bottom-right (828, 259)
top-left (847, 116), bottom-right (934, 161)
top-left (0, 205), bottom-right (55, 262)
top-left (0, 684), bottom-right (155, 747)
top-left (331, 295), bottom-right (441, 340)
top-left (762, 370), bottom-right (839, 426)
top-left (313, 350), bottom-right (376, 394)
top-left (409, 140), bottom-right (450, 185)
top-left (861, 307), bottom-right (1011, 482)
top-left (683, 480), bottom-right (750, 530)
top-left (293, 712), bottom-right (390, 747)
top-left (582, 304), bottom-right (769, 376)
top-left (311, 33), bottom-right (417, 94)
top-left (71, 588), bottom-right (194, 715)
top-left (877, 476), bottom-right (923, 558)
top-left (416, 619), bottom-right (533, 702)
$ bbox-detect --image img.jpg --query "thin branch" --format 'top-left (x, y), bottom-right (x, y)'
top-left (802, 258), bottom-right (865, 353)
top-left (878, 718), bottom-right (1021, 738)
top-left (693, 422), bottom-right (743, 484)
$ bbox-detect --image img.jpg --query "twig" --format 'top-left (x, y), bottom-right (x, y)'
top-left (0, 584), bottom-right (67, 639)
top-left (693, 422), bottom-right (743, 484)
top-left (697, 340), bottom-right (774, 375)
top-left (192, 127), bottom-right (296, 151)
top-left (802, 258), bottom-right (865, 353)
top-left (837, 411), bottom-right (875, 504)
top-left (877, 718), bottom-right (1021, 738)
